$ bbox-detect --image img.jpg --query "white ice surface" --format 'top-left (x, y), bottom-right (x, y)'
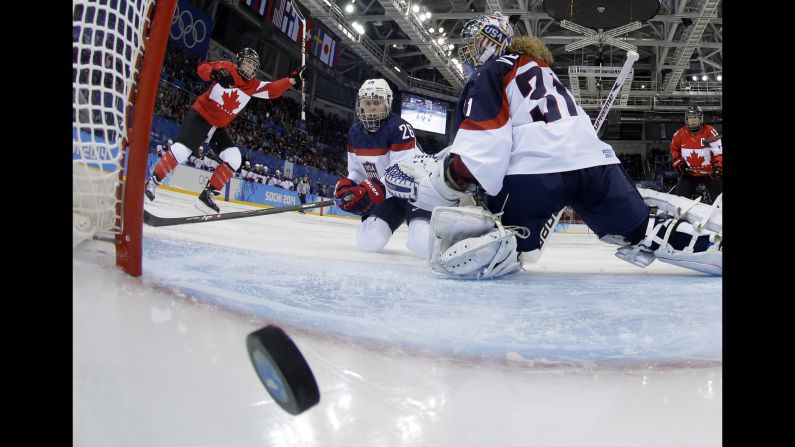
top-left (74, 189), bottom-right (721, 446)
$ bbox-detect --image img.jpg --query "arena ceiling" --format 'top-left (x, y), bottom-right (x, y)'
top-left (314, 0), bottom-right (722, 111)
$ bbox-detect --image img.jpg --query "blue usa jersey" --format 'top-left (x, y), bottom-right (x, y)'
top-left (451, 53), bottom-right (619, 196)
top-left (346, 113), bottom-right (422, 184)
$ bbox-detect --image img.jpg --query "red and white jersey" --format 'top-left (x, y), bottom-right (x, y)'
top-left (238, 168), bottom-right (253, 181)
top-left (670, 125), bottom-right (722, 177)
top-left (268, 177), bottom-right (281, 187)
top-left (202, 157), bottom-right (219, 171)
top-left (451, 54), bottom-right (619, 196)
top-left (192, 61), bottom-right (293, 128)
top-left (346, 113), bottom-right (421, 186)
top-left (281, 179), bottom-right (295, 190)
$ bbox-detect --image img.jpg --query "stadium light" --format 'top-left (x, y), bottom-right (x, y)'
top-left (701, 74), bottom-right (708, 81)
top-left (716, 75), bottom-right (722, 81)
top-left (438, 27), bottom-right (444, 32)
top-left (394, 66), bottom-right (401, 72)
top-left (429, 27), bottom-right (435, 33)
top-left (352, 22), bottom-right (365, 34)
top-left (412, 5), bottom-right (420, 13)
top-left (691, 75), bottom-right (698, 81)
top-left (345, 3), bottom-right (354, 13)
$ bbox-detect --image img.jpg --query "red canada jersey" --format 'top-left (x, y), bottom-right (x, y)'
top-left (191, 61), bottom-right (293, 128)
top-left (670, 124), bottom-right (723, 177)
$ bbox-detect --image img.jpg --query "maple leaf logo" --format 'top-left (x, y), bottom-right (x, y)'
top-left (686, 151), bottom-right (706, 169)
top-left (220, 90), bottom-right (240, 114)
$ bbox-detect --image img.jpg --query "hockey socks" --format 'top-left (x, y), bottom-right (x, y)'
top-left (209, 162), bottom-right (235, 191)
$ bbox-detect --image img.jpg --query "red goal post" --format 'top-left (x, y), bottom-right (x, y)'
top-left (73, 0), bottom-right (177, 276)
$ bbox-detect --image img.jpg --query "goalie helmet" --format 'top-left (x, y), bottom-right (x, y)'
top-left (236, 47), bottom-right (260, 80)
top-left (356, 79), bottom-right (392, 132)
top-left (684, 105), bottom-right (704, 133)
top-left (458, 12), bottom-right (514, 79)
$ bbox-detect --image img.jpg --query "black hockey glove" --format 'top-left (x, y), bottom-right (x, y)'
top-left (672, 157), bottom-right (689, 177)
top-left (211, 68), bottom-right (234, 88)
top-left (710, 165), bottom-right (722, 181)
top-left (289, 66), bottom-right (306, 89)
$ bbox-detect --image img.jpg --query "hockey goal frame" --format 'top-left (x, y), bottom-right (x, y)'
top-left (73, 0), bottom-right (177, 276)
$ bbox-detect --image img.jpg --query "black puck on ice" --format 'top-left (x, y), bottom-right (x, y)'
top-left (246, 325), bottom-right (320, 415)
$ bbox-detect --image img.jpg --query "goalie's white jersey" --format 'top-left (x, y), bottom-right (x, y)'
top-left (451, 53), bottom-right (620, 196)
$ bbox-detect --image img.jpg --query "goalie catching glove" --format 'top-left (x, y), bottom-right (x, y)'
top-left (334, 177), bottom-right (385, 215)
top-left (384, 151), bottom-right (476, 211)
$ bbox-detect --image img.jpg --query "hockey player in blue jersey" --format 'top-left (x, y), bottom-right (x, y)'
top-left (334, 79), bottom-right (432, 258)
top-left (384, 13), bottom-right (722, 278)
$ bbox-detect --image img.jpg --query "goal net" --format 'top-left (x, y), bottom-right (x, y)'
top-left (73, 0), bottom-right (176, 276)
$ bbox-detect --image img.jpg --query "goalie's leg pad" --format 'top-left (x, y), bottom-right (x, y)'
top-left (439, 228), bottom-right (521, 278)
top-left (357, 216), bottom-right (393, 252)
top-left (429, 206), bottom-right (498, 273)
top-left (615, 217), bottom-right (722, 275)
top-left (429, 206), bottom-right (523, 279)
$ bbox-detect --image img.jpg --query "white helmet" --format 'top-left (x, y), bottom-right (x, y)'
top-left (356, 79), bottom-right (392, 132)
top-left (459, 12), bottom-right (514, 79)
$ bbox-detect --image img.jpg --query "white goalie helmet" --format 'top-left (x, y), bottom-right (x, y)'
top-left (458, 12), bottom-right (514, 79)
top-left (356, 78), bottom-right (393, 132)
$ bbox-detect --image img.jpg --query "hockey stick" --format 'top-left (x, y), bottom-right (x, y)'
top-left (143, 199), bottom-right (335, 227)
top-left (593, 51), bottom-right (639, 134)
top-left (290, 0), bottom-right (307, 122)
top-left (522, 51), bottom-right (640, 264)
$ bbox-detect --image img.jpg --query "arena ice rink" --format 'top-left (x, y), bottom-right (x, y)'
top-left (73, 189), bottom-right (721, 446)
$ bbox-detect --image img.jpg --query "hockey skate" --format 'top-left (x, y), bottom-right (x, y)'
top-left (144, 175), bottom-right (160, 202)
top-left (195, 185), bottom-right (221, 214)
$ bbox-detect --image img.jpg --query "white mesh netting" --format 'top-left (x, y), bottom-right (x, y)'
top-left (72, 0), bottom-right (154, 241)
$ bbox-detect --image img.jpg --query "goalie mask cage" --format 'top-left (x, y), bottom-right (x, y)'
top-left (73, 0), bottom-right (176, 276)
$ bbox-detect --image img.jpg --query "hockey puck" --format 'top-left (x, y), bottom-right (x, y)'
top-left (246, 325), bottom-right (320, 415)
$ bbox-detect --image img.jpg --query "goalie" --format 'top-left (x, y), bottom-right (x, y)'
top-left (383, 13), bottom-right (722, 279)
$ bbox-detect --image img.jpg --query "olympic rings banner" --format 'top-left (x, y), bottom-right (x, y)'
top-left (169, 0), bottom-right (214, 57)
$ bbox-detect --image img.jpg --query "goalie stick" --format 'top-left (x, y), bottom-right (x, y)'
top-left (143, 199), bottom-right (335, 227)
top-left (523, 51), bottom-right (640, 264)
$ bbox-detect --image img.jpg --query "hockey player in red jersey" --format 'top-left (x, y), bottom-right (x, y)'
top-left (334, 79), bottom-right (432, 259)
top-left (145, 48), bottom-right (305, 212)
top-left (384, 13), bottom-right (722, 278)
top-left (670, 106), bottom-right (723, 204)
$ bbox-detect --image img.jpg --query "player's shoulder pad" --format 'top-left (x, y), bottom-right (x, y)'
top-left (383, 113), bottom-right (406, 131)
top-left (349, 121), bottom-right (363, 135)
top-left (391, 113), bottom-right (412, 128)
top-left (481, 53), bottom-right (522, 77)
